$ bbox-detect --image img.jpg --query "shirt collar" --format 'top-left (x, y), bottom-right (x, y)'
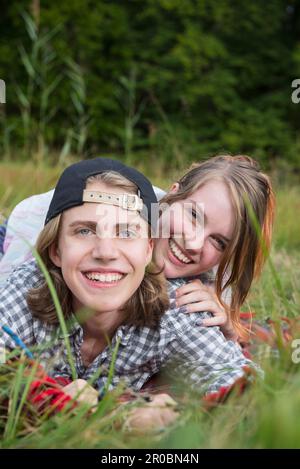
top-left (32, 313), bottom-right (81, 345)
top-left (57, 314), bottom-right (82, 339)
top-left (58, 314), bottom-right (133, 347)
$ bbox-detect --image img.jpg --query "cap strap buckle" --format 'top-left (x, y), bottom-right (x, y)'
top-left (121, 194), bottom-right (143, 211)
top-left (83, 190), bottom-right (143, 211)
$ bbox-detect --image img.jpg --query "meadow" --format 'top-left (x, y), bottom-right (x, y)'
top-left (0, 159), bottom-right (299, 449)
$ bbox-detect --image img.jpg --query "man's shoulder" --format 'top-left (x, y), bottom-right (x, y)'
top-left (161, 302), bottom-right (199, 337)
top-left (7, 259), bottom-right (43, 289)
top-left (0, 260), bottom-right (42, 329)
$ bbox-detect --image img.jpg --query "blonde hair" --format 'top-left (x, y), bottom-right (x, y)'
top-left (27, 171), bottom-right (169, 329)
top-left (160, 155), bottom-right (275, 339)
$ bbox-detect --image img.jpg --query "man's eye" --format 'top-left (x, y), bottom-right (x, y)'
top-left (118, 229), bottom-right (138, 239)
top-left (76, 228), bottom-right (94, 236)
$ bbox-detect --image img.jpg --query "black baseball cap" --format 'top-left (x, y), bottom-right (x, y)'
top-left (45, 157), bottom-right (159, 231)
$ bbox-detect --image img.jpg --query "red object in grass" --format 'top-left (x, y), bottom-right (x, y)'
top-left (28, 372), bottom-right (75, 414)
top-left (239, 311), bottom-right (256, 320)
top-left (202, 366), bottom-right (255, 409)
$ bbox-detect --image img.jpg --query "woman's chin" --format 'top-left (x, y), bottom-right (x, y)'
top-left (163, 260), bottom-right (187, 279)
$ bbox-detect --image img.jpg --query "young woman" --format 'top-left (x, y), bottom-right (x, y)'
top-left (0, 158), bottom-right (254, 398)
top-left (0, 155), bottom-right (274, 342)
top-left (154, 155), bottom-right (274, 340)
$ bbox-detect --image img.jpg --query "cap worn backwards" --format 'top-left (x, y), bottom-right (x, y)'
top-left (45, 157), bottom-right (159, 231)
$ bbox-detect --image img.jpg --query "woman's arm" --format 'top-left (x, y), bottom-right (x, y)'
top-left (161, 302), bottom-right (261, 395)
top-left (175, 279), bottom-right (238, 341)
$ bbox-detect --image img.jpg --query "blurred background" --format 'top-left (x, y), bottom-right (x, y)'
top-left (1, 0), bottom-right (300, 172)
top-left (1, 0), bottom-right (299, 250)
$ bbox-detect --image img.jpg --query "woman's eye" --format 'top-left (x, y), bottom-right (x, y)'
top-left (190, 208), bottom-right (203, 225)
top-left (211, 236), bottom-right (226, 251)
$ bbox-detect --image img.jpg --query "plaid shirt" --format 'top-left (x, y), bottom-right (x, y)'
top-left (0, 260), bottom-right (258, 394)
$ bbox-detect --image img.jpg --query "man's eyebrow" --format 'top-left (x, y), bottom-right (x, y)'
top-left (68, 220), bottom-right (142, 229)
top-left (68, 221), bottom-right (97, 229)
top-left (117, 222), bottom-right (141, 230)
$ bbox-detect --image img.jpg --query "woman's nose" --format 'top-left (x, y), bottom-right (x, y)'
top-left (183, 222), bottom-right (204, 251)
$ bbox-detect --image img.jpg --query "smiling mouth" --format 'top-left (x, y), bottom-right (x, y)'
top-left (83, 271), bottom-right (126, 284)
top-left (168, 238), bottom-right (193, 265)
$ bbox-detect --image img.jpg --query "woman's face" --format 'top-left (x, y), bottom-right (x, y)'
top-left (153, 179), bottom-right (235, 279)
top-left (50, 181), bottom-right (153, 315)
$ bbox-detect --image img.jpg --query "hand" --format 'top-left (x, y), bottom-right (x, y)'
top-left (175, 279), bottom-right (238, 341)
top-left (63, 379), bottom-right (98, 408)
top-left (124, 393), bottom-right (179, 433)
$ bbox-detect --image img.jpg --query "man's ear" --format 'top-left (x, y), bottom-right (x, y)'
top-left (169, 182), bottom-right (179, 194)
top-left (49, 243), bottom-right (62, 268)
top-left (145, 238), bottom-right (154, 265)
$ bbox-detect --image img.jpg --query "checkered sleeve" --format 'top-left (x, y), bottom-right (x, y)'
top-left (0, 261), bottom-right (40, 351)
top-left (162, 309), bottom-right (260, 394)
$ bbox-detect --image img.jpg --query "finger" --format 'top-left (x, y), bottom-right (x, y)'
top-left (176, 290), bottom-right (212, 307)
top-left (149, 393), bottom-right (177, 407)
top-left (186, 300), bottom-right (225, 316)
top-left (201, 315), bottom-right (227, 327)
top-left (125, 402), bottom-right (178, 432)
top-left (175, 279), bottom-right (205, 297)
top-left (63, 380), bottom-right (98, 406)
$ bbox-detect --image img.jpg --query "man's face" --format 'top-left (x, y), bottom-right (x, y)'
top-left (50, 181), bottom-right (153, 315)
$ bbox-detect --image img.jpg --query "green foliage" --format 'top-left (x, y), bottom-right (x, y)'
top-left (274, 186), bottom-right (300, 251)
top-left (0, 1), bottom-right (300, 167)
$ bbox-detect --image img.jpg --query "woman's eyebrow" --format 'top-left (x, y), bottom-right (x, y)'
top-left (218, 234), bottom-right (230, 243)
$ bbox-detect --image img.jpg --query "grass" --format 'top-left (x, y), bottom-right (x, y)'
top-left (274, 186), bottom-right (300, 251)
top-left (0, 160), bottom-right (299, 448)
top-left (0, 161), bottom-right (60, 219)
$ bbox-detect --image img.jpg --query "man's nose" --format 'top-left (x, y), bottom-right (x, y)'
top-left (91, 235), bottom-right (119, 261)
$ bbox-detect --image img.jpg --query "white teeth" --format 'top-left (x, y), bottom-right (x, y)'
top-left (169, 239), bottom-right (192, 264)
top-left (84, 272), bottom-right (124, 282)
